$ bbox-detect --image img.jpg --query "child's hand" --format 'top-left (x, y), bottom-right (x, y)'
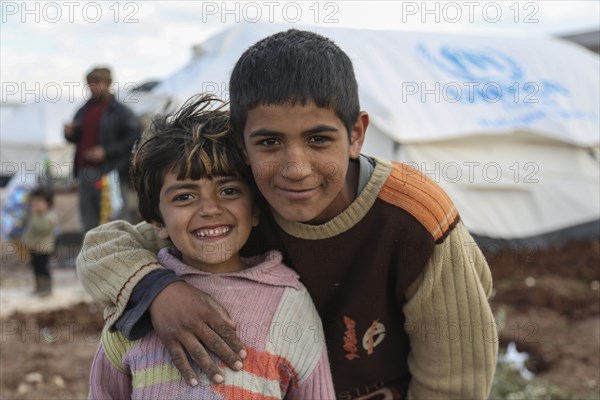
top-left (149, 281), bottom-right (246, 386)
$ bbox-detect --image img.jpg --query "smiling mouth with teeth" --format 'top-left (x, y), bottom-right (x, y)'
top-left (194, 226), bottom-right (232, 238)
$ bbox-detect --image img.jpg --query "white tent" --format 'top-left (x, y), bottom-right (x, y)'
top-left (1, 100), bottom-right (80, 181)
top-left (146, 23), bottom-right (600, 244)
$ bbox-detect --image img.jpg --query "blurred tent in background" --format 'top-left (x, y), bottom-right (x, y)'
top-left (0, 100), bottom-right (79, 183)
top-left (137, 23), bottom-right (600, 247)
top-left (2, 23), bottom-right (597, 247)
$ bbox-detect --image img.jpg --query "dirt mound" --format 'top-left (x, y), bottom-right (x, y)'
top-left (487, 239), bottom-right (600, 394)
top-left (0, 303), bottom-right (104, 399)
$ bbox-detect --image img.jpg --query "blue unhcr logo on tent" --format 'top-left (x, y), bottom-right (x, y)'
top-left (413, 43), bottom-right (600, 130)
top-left (419, 45), bottom-right (524, 83)
top-left (416, 44), bottom-right (569, 107)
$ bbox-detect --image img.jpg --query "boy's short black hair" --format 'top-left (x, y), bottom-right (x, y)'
top-left (229, 29), bottom-right (360, 138)
top-left (131, 94), bottom-right (252, 224)
top-left (30, 186), bottom-right (54, 208)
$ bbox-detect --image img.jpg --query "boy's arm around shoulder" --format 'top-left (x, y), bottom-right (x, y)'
top-left (76, 219), bottom-right (170, 327)
top-left (403, 222), bottom-right (498, 400)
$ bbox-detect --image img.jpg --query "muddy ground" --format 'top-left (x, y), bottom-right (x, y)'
top-left (489, 239), bottom-right (600, 396)
top-left (0, 238), bottom-right (599, 399)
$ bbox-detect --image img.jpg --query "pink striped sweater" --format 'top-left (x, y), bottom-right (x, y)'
top-left (88, 248), bottom-right (335, 399)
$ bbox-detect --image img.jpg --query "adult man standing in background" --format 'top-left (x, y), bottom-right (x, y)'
top-left (64, 67), bottom-right (140, 232)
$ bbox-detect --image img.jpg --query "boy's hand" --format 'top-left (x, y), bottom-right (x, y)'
top-left (149, 281), bottom-right (246, 386)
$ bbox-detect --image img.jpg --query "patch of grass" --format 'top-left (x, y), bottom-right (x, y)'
top-left (490, 357), bottom-right (600, 400)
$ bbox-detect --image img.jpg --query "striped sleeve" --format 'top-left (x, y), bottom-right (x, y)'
top-left (287, 347), bottom-right (335, 400)
top-left (267, 285), bottom-right (336, 399)
top-left (88, 342), bottom-right (132, 399)
top-left (403, 222), bottom-right (497, 399)
top-left (101, 328), bottom-right (135, 374)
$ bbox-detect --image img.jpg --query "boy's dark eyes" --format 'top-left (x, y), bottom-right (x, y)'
top-left (258, 136), bottom-right (330, 146)
top-left (308, 135), bottom-right (329, 144)
top-left (259, 138), bottom-right (279, 147)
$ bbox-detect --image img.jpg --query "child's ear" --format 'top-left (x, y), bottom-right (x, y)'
top-left (251, 206), bottom-right (260, 227)
top-left (349, 111), bottom-right (369, 160)
top-left (151, 221), bottom-right (170, 240)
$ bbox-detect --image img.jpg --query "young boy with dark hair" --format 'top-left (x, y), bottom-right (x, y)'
top-left (87, 94), bottom-right (334, 399)
top-left (78, 30), bottom-right (497, 399)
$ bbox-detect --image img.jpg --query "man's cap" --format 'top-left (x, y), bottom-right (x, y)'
top-left (86, 67), bottom-right (112, 84)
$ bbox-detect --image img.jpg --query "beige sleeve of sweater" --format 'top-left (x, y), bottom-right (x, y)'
top-left (76, 220), bottom-right (171, 327)
top-left (404, 222), bottom-right (498, 400)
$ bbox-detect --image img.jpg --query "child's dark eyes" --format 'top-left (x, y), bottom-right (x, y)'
top-left (220, 187), bottom-right (240, 197)
top-left (173, 193), bottom-right (193, 202)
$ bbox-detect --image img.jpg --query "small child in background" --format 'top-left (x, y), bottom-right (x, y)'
top-left (21, 187), bottom-right (58, 296)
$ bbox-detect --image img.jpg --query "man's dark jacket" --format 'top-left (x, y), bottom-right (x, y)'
top-left (66, 96), bottom-right (140, 181)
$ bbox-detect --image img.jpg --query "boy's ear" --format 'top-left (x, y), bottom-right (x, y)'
top-left (349, 111), bottom-right (368, 160)
top-left (151, 221), bottom-right (170, 240)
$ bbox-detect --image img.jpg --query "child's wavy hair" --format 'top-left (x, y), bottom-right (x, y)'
top-left (131, 94), bottom-right (253, 224)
